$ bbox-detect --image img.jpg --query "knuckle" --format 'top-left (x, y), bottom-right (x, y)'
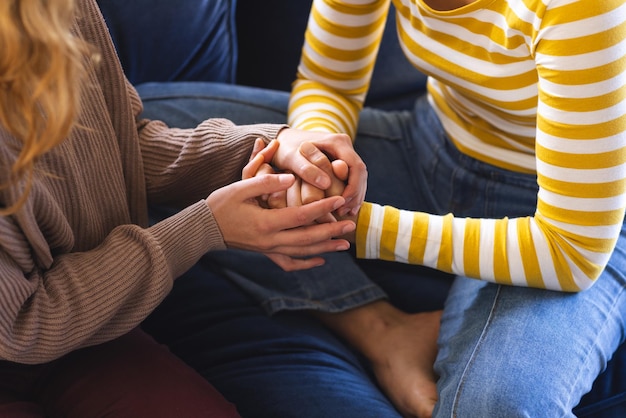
top-left (256, 173), bottom-right (273, 188)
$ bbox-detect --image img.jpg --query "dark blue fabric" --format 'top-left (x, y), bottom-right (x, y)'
top-left (96, 0), bottom-right (238, 85)
top-left (142, 250), bottom-right (626, 418)
top-left (138, 81), bottom-right (626, 418)
top-left (96, 0), bottom-right (425, 109)
top-left (235, 0), bottom-right (427, 110)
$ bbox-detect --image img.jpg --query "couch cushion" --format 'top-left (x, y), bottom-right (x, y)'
top-left (96, 0), bottom-right (238, 85)
top-left (235, 0), bottom-right (426, 111)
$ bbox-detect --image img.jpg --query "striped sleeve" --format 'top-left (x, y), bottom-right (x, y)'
top-left (298, 0), bottom-right (626, 292)
top-left (288, 0), bottom-right (390, 137)
top-left (358, 0), bottom-right (626, 292)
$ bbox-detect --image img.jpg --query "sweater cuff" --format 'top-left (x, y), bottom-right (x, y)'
top-left (148, 200), bottom-right (225, 279)
top-left (355, 202), bottom-right (375, 259)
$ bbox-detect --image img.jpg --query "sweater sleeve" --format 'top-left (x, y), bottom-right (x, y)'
top-left (0, 199), bottom-right (223, 364)
top-left (137, 116), bottom-right (286, 207)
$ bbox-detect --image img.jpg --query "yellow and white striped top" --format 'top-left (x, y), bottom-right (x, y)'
top-left (288, 0), bottom-right (626, 291)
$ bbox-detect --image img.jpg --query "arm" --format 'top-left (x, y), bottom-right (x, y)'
top-left (356, 1), bottom-right (626, 291)
top-left (0, 200), bottom-right (218, 364)
top-left (283, 0), bottom-right (390, 215)
top-left (0, 169), bottom-right (354, 365)
top-left (0, 0), bottom-right (356, 365)
top-left (288, 0), bottom-right (389, 137)
top-left (137, 116), bottom-right (286, 207)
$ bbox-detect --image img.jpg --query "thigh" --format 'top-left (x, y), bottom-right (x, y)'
top-left (142, 260), bottom-right (403, 418)
top-left (434, 228), bottom-right (626, 417)
top-left (352, 105), bottom-right (431, 212)
top-left (0, 363), bottom-right (45, 418)
top-left (38, 328), bottom-right (239, 418)
top-left (136, 81), bottom-right (290, 128)
top-left (0, 401), bottom-right (43, 418)
top-left (355, 258), bottom-right (454, 313)
top-left (208, 249), bottom-right (387, 315)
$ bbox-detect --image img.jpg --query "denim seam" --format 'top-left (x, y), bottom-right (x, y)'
top-left (260, 285), bottom-right (388, 316)
top-left (450, 285), bottom-right (503, 418)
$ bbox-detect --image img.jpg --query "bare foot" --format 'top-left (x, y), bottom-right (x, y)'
top-left (369, 310), bottom-right (441, 418)
top-left (315, 302), bottom-right (441, 418)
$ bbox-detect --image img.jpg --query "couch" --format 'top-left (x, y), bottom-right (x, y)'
top-left (95, 1), bottom-right (626, 416)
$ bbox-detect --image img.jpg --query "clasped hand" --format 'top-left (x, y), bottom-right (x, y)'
top-left (206, 129), bottom-right (366, 271)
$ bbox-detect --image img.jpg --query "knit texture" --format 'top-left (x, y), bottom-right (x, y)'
top-left (0, 0), bottom-right (284, 364)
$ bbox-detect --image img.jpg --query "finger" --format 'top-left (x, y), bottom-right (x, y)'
top-left (257, 163), bottom-right (276, 175)
top-left (314, 212), bottom-right (338, 224)
top-left (326, 159), bottom-right (348, 197)
top-left (300, 181), bottom-right (324, 205)
top-left (255, 163), bottom-right (279, 203)
top-left (331, 159), bottom-right (349, 181)
top-left (266, 195), bottom-right (346, 232)
top-left (243, 139), bottom-right (278, 179)
top-left (281, 143), bottom-right (331, 190)
top-left (264, 253), bottom-right (326, 272)
top-left (298, 178), bottom-right (337, 223)
top-left (243, 153), bottom-right (267, 179)
top-left (267, 230), bottom-right (353, 257)
top-left (298, 141), bottom-right (337, 191)
top-left (286, 177), bottom-right (304, 207)
top-left (300, 142), bottom-right (334, 173)
top-left (339, 176), bottom-right (366, 217)
top-left (250, 137), bottom-right (266, 162)
top-left (299, 142), bottom-right (346, 201)
top-left (262, 206), bottom-right (355, 252)
top-left (267, 190), bottom-right (287, 209)
top-left (334, 162), bottom-right (366, 216)
top-left (257, 139), bottom-right (279, 163)
top-left (235, 173), bottom-right (296, 201)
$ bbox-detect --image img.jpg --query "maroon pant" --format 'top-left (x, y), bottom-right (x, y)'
top-left (0, 328), bottom-right (240, 417)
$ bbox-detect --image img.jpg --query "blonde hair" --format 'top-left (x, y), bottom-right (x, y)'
top-left (0, 0), bottom-right (90, 214)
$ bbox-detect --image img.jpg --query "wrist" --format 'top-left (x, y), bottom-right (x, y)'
top-left (337, 211), bottom-right (358, 243)
top-left (272, 127), bottom-right (291, 166)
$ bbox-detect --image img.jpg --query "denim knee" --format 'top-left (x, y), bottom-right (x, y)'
top-left (436, 368), bottom-right (574, 418)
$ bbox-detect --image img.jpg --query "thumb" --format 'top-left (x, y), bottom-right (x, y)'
top-left (331, 159), bottom-right (349, 181)
top-left (236, 173), bottom-right (296, 200)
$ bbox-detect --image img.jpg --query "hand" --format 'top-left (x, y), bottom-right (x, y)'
top-left (244, 138), bottom-right (305, 212)
top-left (297, 142), bottom-right (348, 203)
top-left (244, 138), bottom-right (348, 221)
top-left (243, 138), bottom-right (282, 209)
top-left (273, 128), bottom-right (367, 216)
top-left (207, 172), bottom-right (356, 271)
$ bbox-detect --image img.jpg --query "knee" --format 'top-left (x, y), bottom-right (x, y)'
top-left (43, 329), bottom-right (240, 417)
top-left (436, 370), bottom-right (569, 418)
top-left (102, 332), bottom-right (241, 417)
top-left (108, 378), bottom-right (240, 418)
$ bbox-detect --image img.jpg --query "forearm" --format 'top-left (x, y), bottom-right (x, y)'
top-left (355, 202), bottom-right (622, 292)
top-left (0, 201), bottom-right (221, 364)
top-left (139, 117), bottom-right (286, 206)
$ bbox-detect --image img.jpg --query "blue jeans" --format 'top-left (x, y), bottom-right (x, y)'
top-left (138, 81), bottom-right (626, 417)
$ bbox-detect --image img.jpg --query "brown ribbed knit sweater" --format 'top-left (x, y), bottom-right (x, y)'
top-left (0, 0), bottom-right (284, 364)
